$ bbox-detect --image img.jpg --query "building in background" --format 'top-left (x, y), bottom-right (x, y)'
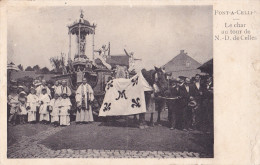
top-left (162, 50), bottom-right (202, 78)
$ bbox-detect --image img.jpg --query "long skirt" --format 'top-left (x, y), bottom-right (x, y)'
top-left (40, 113), bottom-right (50, 121)
top-left (76, 108), bottom-right (93, 122)
top-left (51, 108), bottom-right (60, 123)
top-left (28, 111), bottom-right (36, 122)
top-left (51, 115), bottom-right (59, 123)
top-left (60, 115), bottom-right (70, 125)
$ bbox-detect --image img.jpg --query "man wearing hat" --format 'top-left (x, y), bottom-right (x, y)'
top-left (36, 80), bottom-right (51, 98)
top-left (75, 78), bottom-right (94, 124)
top-left (191, 74), bottom-right (204, 130)
top-left (202, 76), bottom-right (213, 133)
top-left (33, 79), bottom-right (41, 89)
top-left (56, 80), bottom-right (71, 97)
top-left (179, 77), bottom-right (193, 131)
top-left (178, 76), bottom-right (186, 87)
top-left (165, 79), bottom-right (182, 130)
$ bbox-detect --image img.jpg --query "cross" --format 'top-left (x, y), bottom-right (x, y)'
top-left (80, 9), bottom-right (84, 18)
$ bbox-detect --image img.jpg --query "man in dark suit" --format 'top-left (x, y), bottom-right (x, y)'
top-left (165, 79), bottom-right (181, 130)
top-left (202, 76), bottom-right (213, 133)
top-left (192, 74), bottom-right (203, 100)
top-left (179, 77), bottom-right (192, 131)
top-left (190, 74), bottom-right (204, 130)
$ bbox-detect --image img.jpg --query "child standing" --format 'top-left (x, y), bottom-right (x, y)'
top-left (18, 91), bottom-right (27, 124)
top-left (8, 87), bottom-right (19, 126)
top-left (49, 93), bottom-right (61, 126)
top-left (59, 93), bottom-right (72, 126)
top-left (38, 88), bottom-right (50, 124)
top-left (26, 87), bottom-right (38, 123)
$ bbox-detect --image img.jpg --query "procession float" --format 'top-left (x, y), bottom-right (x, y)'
top-left (53, 11), bottom-right (139, 115)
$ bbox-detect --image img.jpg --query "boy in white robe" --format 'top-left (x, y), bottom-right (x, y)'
top-left (26, 87), bottom-right (38, 123)
top-left (75, 78), bottom-right (94, 124)
top-left (38, 88), bottom-right (51, 124)
top-left (49, 93), bottom-right (61, 126)
top-left (59, 93), bottom-right (72, 126)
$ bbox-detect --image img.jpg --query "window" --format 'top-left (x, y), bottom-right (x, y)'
top-left (186, 61), bottom-right (191, 67)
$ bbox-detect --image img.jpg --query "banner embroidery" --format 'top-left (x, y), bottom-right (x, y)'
top-left (131, 76), bottom-right (139, 86)
top-left (131, 98), bottom-right (141, 108)
top-left (103, 102), bottom-right (111, 112)
top-left (106, 81), bottom-right (113, 90)
top-left (115, 90), bottom-right (128, 100)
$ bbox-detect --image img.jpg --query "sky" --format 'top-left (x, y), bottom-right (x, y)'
top-left (7, 5), bottom-right (213, 70)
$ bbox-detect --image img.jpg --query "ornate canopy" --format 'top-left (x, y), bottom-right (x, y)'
top-left (68, 12), bottom-right (95, 35)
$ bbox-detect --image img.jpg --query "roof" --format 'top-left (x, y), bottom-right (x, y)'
top-left (162, 50), bottom-right (201, 73)
top-left (106, 55), bottom-right (129, 68)
top-left (198, 58), bottom-right (213, 75)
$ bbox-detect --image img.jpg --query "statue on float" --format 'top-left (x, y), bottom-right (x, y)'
top-left (95, 44), bottom-right (109, 61)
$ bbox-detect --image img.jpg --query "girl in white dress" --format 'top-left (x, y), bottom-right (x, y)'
top-left (59, 93), bottom-right (72, 126)
top-left (26, 87), bottom-right (38, 123)
top-left (49, 93), bottom-right (61, 126)
top-left (38, 88), bottom-right (50, 124)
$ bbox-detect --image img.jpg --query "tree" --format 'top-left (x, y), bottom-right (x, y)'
top-left (40, 67), bottom-right (50, 74)
top-left (49, 56), bottom-right (64, 73)
top-left (17, 64), bottom-right (24, 71)
top-left (25, 66), bottom-right (34, 71)
top-left (33, 65), bottom-right (40, 71)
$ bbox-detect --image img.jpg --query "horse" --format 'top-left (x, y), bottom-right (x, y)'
top-left (134, 67), bottom-right (169, 128)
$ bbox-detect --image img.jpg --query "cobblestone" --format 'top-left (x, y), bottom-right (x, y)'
top-left (7, 126), bottom-right (201, 158)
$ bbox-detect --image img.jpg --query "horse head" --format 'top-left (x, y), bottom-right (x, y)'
top-left (154, 67), bottom-right (168, 96)
top-left (141, 67), bottom-right (168, 96)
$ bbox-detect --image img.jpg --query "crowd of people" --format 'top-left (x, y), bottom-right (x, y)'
top-left (7, 78), bottom-right (95, 126)
top-left (7, 73), bottom-right (213, 133)
top-left (164, 74), bottom-right (213, 132)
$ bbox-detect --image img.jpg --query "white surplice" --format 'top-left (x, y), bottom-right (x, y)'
top-left (75, 83), bottom-right (94, 122)
top-left (59, 98), bottom-right (71, 125)
top-left (38, 94), bottom-right (50, 121)
top-left (26, 94), bottom-right (39, 122)
top-left (49, 98), bottom-right (61, 123)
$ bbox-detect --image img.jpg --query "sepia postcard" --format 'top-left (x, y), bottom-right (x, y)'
top-left (0, 0), bottom-right (259, 164)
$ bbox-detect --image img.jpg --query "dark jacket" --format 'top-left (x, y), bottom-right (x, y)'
top-left (190, 81), bottom-right (204, 103)
top-left (203, 82), bottom-right (213, 100)
top-left (179, 84), bottom-right (192, 108)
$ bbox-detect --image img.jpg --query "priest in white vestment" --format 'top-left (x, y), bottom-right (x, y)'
top-left (75, 78), bottom-right (94, 123)
top-left (56, 80), bottom-right (72, 96)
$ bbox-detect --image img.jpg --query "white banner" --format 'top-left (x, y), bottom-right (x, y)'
top-left (99, 72), bottom-right (153, 116)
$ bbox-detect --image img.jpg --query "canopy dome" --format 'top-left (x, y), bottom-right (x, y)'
top-left (68, 12), bottom-right (95, 35)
